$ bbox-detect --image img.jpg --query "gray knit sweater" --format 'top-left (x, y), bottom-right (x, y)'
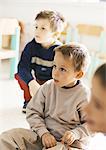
top-left (26, 79), bottom-right (90, 148)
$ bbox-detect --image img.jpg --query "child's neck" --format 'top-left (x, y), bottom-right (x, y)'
top-left (41, 40), bottom-right (56, 49)
top-left (62, 80), bottom-right (79, 89)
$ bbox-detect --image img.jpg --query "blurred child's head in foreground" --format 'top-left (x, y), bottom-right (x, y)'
top-left (85, 63), bottom-right (106, 133)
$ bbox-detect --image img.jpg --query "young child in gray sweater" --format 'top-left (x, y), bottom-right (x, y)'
top-left (0, 43), bottom-right (90, 150)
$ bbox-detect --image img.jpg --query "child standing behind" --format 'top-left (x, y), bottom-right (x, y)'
top-left (15, 10), bottom-right (65, 112)
top-left (0, 43), bottom-right (90, 150)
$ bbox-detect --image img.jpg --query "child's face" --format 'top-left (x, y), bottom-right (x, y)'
top-left (85, 75), bottom-right (106, 133)
top-left (52, 51), bottom-right (79, 87)
top-left (34, 19), bottom-right (55, 45)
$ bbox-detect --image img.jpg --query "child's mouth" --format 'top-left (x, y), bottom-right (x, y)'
top-left (54, 79), bottom-right (59, 83)
top-left (36, 35), bottom-right (40, 39)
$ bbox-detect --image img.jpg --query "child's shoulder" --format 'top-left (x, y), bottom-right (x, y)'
top-left (78, 81), bottom-right (90, 101)
top-left (24, 38), bottom-right (42, 52)
top-left (53, 40), bottom-right (63, 47)
top-left (41, 79), bottom-right (54, 88)
top-left (79, 80), bottom-right (90, 91)
top-left (26, 38), bottom-right (39, 46)
top-left (40, 79), bottom-right (54, 92)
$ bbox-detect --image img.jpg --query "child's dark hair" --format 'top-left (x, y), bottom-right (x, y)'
top-left (35, 10), bottom-right (65, 33)
top-left (94, 63), bottom-right (106, 88)
top-left (54, 43), bottom-right (90, 72)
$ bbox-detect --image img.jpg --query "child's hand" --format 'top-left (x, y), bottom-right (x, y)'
top-left (28, 79), bottom-right (40, 96)
top-left (61, 131), bottom-right (76, 146)
top-left (42, 132), bottom-right (57, 148)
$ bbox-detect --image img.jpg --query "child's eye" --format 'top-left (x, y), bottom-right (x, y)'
top-left (93, 96), bottom-right (102, 110)
top-left (60, 68), bottom-right (66, 72)
top-left (53, 65), bottom-right (56, 69)
top-left (94, 101), bottom-right (102, 110)
top-left (41, 27), bottom-right (46, 30)
top-left (35, 26), bottom-right (38, 29)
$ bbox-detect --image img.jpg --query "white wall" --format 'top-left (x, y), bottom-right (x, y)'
top-left (0, 1), bottom-right (106, 26)
top-left (0, 3), bottom-right (4, 17)
top-left (0, 1), bottom-right (106, 51)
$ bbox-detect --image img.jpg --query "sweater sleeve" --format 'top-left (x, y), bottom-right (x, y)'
top-left (18, 43), bottom-right (34, 84)
top-left (26, 85), bottom-right (49, 138)
top-left (71, 91), bottom-right (90, 140)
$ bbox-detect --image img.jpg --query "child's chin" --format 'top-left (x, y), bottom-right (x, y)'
top-left (35, 40), bottom-right (41, 43)
top-left (54, 81), bottom-right (60, 86)
top-left (54, 82), bottom-right (59, 85)
top-left (35, 38), bottom-right (41, 43)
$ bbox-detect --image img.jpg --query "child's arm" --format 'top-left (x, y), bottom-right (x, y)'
top-left (70, 98), bottom-right (90, 140)
top-left (17, 43), bottom-right (34, 84)
top-left (26, 87), bottom-right (48, 136)
top-left (28, 79), bottom-right (40, 96)
top-left (26, 84), bottom-right (51, 137)
top-left (61, 98), bottom-right (90, 147)
top-left (26, 84), bottom-right (57, 148)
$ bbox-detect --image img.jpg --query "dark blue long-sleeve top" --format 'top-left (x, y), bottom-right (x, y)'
top-left (17, 38), bottom-right (62, 84)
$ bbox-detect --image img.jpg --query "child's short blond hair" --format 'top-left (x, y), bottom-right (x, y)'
top-left (35, 10), bottom-right (65, 33)
top-left (54, 43), bottom-right (90, 72)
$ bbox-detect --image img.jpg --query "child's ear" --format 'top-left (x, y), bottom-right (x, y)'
top-left (76, 70), bottom-right (84, 79)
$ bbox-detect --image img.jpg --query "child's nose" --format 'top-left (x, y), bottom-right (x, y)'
top-left (54, 69), bottom-right (59, 77)
top-left (35, 28), bottom-right (40, 33)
